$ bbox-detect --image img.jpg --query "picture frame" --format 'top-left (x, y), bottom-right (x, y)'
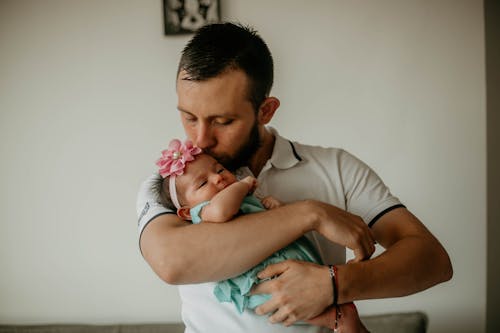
top-left (163, 0), bottom-right (221, 35)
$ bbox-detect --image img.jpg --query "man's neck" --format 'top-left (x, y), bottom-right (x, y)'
top-left (248, 128), bottom-right (275, 177)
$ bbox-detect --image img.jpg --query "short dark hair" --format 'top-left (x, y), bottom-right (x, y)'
top-left (177, 22), bottom-right (274, 111)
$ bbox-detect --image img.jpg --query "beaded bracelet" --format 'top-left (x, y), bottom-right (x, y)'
top-left (329, 265), bottom-right (341, 332)
top-left (328, 265), bottom-right (339, 306)
top-left (333, 305), bottom-right (342, 332)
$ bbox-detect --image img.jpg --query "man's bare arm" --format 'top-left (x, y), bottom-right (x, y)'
top-left (252, 206), bottom-right (452, 325)
top-left (140, 200), bottom-right (375, 285)
top-left (140, 201), bottom-right (314, 284)
top-left (338, 207), bottom-right (453, 303)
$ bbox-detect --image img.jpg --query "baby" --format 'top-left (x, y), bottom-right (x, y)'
top-left (153, 139), bottom-right (368, 332)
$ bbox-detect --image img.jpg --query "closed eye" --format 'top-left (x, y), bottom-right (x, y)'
top-left (214, 118), bottom-right (233, 126)
top-left (179, 109), bottom-right (197, 123)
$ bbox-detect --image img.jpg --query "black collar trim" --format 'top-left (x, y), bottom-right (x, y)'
top-left (289, 141), bottom-right (303, 162)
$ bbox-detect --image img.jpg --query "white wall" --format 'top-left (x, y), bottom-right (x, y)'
top-left (0, 1), bottom-right (486, 333)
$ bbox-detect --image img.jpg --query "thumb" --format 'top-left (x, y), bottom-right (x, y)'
top-left (257, 261), bottom-right (289, 280)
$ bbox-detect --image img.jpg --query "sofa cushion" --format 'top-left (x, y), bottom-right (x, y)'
top-left (0, 312), bottom-right (428, 333)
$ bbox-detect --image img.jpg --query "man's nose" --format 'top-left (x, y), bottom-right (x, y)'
top-left (195, 123), bottom-right (216, 150)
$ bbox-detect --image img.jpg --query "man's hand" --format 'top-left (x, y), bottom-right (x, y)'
top-left (252, 260), bottom-right (332, 326)
top-left (309, 200), bottom-right (376, 262)
top-left (248, 201), bottom-right (378, 326)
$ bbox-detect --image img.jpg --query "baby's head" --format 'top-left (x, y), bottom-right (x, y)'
top-left (153, 139), bottom-right (237, 218)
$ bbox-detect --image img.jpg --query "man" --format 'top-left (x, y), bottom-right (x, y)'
top-left (137, 23), bottom-right (452, 332)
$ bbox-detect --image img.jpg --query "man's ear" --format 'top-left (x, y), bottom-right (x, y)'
top-left (257, 97), bottom-right (280, 125)
top-left (177, 207), bottom-right (192, 220)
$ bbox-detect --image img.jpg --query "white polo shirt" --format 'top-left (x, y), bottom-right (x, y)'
top-left (136, 127), bottom-right (403, 333)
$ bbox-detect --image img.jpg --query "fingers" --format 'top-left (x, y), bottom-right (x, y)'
top-left (271, 307), bottom-right (298, 327)
top-left (350, 224), bottom-right (376, 262)
top-left (314, 202), bottom-right (376, 261)
top-left (255, 299), bottom-right (297, 326)
top-left (255, 296), bottom-right (298, 327)
top-left (254, 296), bottom-right (279, 317)
top-left (250, 178), bottom-right (258, 192)
top-left (257, 261), bottom-right (289, 280)
top-left (253, 261), bottom-right (329, 326)
top-left (253, 288), bottom-right (283, 321)
top-left (241, 176), bottom-right (258, 192)
top-left (251, 279), bottom-right (272, 296)
top-left (262, 196), bottom-right (283, 209)
top-left (252, 266), bottom-right (285, 296)
top-left (351, 241), bottom-right (373, 262)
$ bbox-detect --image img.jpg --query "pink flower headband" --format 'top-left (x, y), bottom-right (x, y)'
top-left (156, 139), bottom-right (202, 209)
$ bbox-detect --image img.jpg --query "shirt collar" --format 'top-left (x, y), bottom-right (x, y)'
top-left (267, 127), bottom-right (302, 170)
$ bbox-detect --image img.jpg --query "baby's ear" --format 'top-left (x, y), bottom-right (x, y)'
top-left (177, 207), bottom-right (192, 220)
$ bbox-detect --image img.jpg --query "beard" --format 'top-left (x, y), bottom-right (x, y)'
top-left (206, 120), bottom-right (261, 172)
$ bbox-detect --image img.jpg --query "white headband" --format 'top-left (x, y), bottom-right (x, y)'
top-left (169, 176), bottom-right (181, 209)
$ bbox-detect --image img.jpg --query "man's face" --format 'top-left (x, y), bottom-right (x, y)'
top-left (176, 69), bottom-right (261, 170)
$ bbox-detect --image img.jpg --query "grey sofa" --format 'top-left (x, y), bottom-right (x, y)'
top-left (0, 312), bottom-right (427, 333)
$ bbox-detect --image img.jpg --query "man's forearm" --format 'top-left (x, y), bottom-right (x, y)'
top-left (337, 208), bottom-right (453, 303)
top-left (140, 200), bottom-right (315, 284)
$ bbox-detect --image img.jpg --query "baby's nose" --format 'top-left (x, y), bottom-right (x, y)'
top-left (212, 173), bottom-right (223, 184)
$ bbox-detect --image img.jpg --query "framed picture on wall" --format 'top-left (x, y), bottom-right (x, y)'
top-left (163, 0), bottom-right (221, 35)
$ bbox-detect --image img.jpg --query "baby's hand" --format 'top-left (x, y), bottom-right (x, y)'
top-left (261, 196), bottom-right (282, 210)
top-left (241, 176), bottom-right (258, 193)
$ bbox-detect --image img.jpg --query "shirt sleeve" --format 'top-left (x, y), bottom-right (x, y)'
top-left (338, 150), bottom-right (404, 226)
top-left (136, 173), bottom-right (175, 238)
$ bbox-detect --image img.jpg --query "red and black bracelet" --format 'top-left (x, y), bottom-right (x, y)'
top-left (329, 265), bottom-right (341, 332)
top-left (328, 265), bottom-right (339, 306)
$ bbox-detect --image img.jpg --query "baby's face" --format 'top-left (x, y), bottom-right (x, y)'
top-left (175, 154), bottom-right (237, 207)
